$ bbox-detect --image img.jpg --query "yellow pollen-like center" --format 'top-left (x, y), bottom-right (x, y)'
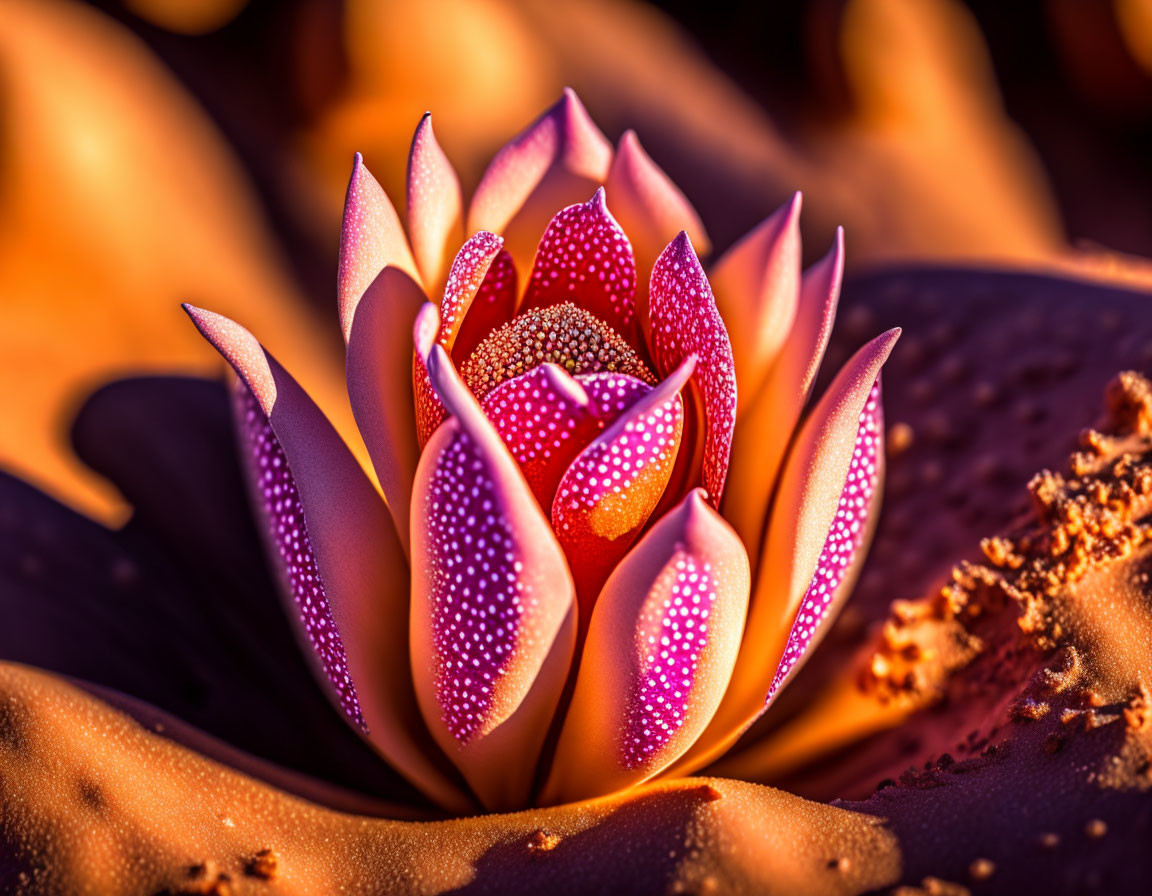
top-left (459, 302), bottom-right (655, 401)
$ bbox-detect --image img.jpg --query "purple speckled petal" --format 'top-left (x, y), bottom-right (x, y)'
top-left (649, 232), bottom-right (737, 505)
top-left (234, 383), bottom-right (364, 729)
top-left (764, 378), bottom-right (883, 707)
top-left (521, 188), bottom-right (637, 337)
top-left (667, 330), bottom-right (897, 779)
top-left (623, 551), bottom-right (719, 769)
top-left (542, 490), bottom-right (749, 804)
top-left (411, 342), bottom-right (577, 809)
top-left (184, 304), bottom-right (471, 812)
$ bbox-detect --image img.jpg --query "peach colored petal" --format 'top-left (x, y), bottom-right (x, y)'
top-left (552, 357), bottom-right (694, 618)
top-left (468, 88), bottom-right (613, 273)
top-left (670, 328), bottom-right (898, 776)
top-left (649, 232), bottom-right (737, 504)
top-left (411, 343), bottom-right (576, 809)
top-left (521, 188), bottom-right (638, 338)
top-left (406, 113), bottom-right (464, 294)
top-left (338, 154), bottom-right (420, 342)
top-left (708, 193), bottom-right (802, 409)
top-left (606, 129), bottom-right (710, 330)
top-left (346, 266), bottom-right (428, 554)
top-left (721, 230), bottom-right (843, 555)
top-left (543, 490), bottom-right (749, 804)
top-left (183, 306), bottom-right (469, 812)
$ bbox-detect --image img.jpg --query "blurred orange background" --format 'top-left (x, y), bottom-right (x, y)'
top-left (4, 0), bottom-right (1152, 524)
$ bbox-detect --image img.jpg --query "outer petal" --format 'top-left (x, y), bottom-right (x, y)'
top-left (337, 154), bottom-right (419, 341)
top-left (605, 129), bottom-right (709, 326)
top-left (721, 231), bottom-right (844, 555)
top-left (346, 266), bottom-right (427, 554)
top-left (468, 88), bottom-right (613, 272)
top-left (672, 329), bottom-right (898, 776)
top-left (542, 490), bottom-right (749, 804)
top-left (649, 232), bottom-right (737, 504)
top-left (521, 188), bottom-right (638, 338)
top-left (709, 193), bottom-right (802, 407)
top-left (406, 113), bottom-right (464, 294)
top-left (183, 306), bottom-right (469, 812)
top-left (411, 343), bottom-right (577, 809)
top-left (552, 358), bottom-right (695, 616)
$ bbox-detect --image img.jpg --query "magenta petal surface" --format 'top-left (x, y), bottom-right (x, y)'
top-left (623, 551), bottom-right (719, 768)
top-left (649, 232), bottom-right (737, 504)
top-left (521, 188), bottom-right (637, 336)
top-left (764, 378), bottom-right (883, 706)
top-left (481, 366), bottom-right (651, 508)
top-left (552, 359), bottom-right (694, 611)
top-left (236, 384), bottom-right (364, 730)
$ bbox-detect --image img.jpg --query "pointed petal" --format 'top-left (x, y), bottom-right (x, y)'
top-left (605, 130), bottom-right (709, 308)
top-left (649, 232), bottom-right (737, 504)
top-left (521, 188), bottom-right (638, 337)
top-left (721, 230), bottom-right (843, 554)
top-left (468, 88), bottom-right (613, 272)
top-left (552, 358), bottom-right (694, 615)
top-left (481, 365), bottom-right (653, 510)
top-left (413, 233), bottom-right (504, 447)
top-left (436, 230), bottom-right (506, 351)
top-left (542, 490), bottom-right (749, 803)
top-left (182, 305), bottom-right (470, 812)
top-left (764, 377), bottom-right (884, 707)
top-left (406, 113), bottom-right (464, 294)
top-left (411, 344), bottom-right (577, 809)
top-left (709, 193), bottom-right (802, 406)
top-left (346, 266), bottom-right (427, 554)
top-left (670, 329), bottom-right (898, 776)
top-left (338, 154), bottom-right (419, 341)
top-left (454, 248), bottom-right (519, 363)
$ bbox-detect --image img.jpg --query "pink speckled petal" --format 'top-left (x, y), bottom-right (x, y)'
top-left (454, 248), bottom-right (519, 363)
top-left (709, 193), bottom-right (802, 407)
top-left (649, 232), bottom-right (737, 504)
top-left (542, 489), bottom-right (749, 804)
top-left (412, 302), bottom-right (445, 449)
top-left (551, 357), bottom-right (694, 617)
top-left (670, 329), bottom-right (898, 777)
top-left (605, 130), bottom-right (709, 326)
top-left (346, 266), bottom-right (427, 554)
top-left (722, 230), bottom-right (843, 554)
top-left (480, 365), bottom-right (652, 509)
top-left (337, 154), bottom-right (419, 341)
top-left (764, 378), bottom-right (884, 707)
top-left (413, 233), bottom-right (505, 447)
top-left (468, 88), bottom-right (613, 272)
top-left (406, 113), bottom-right (464, 294)
top-left (411, 343), bottom-right (577, 810)
top-left (521, 188), bottom-right (638, 338)
top-left (182, 305), bottom-right (469, 813)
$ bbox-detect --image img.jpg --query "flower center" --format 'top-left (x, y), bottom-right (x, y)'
top-left (459, 302), bottom-right (654, 402)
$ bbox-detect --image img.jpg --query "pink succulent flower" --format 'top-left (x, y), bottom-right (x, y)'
top-left (184, 90), bottom-right (898, 812)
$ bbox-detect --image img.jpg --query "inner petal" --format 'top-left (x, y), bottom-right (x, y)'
top-left (460, 302), bottom-right (654, 404)
top-left (481, 366), bottom-right (653, 509)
